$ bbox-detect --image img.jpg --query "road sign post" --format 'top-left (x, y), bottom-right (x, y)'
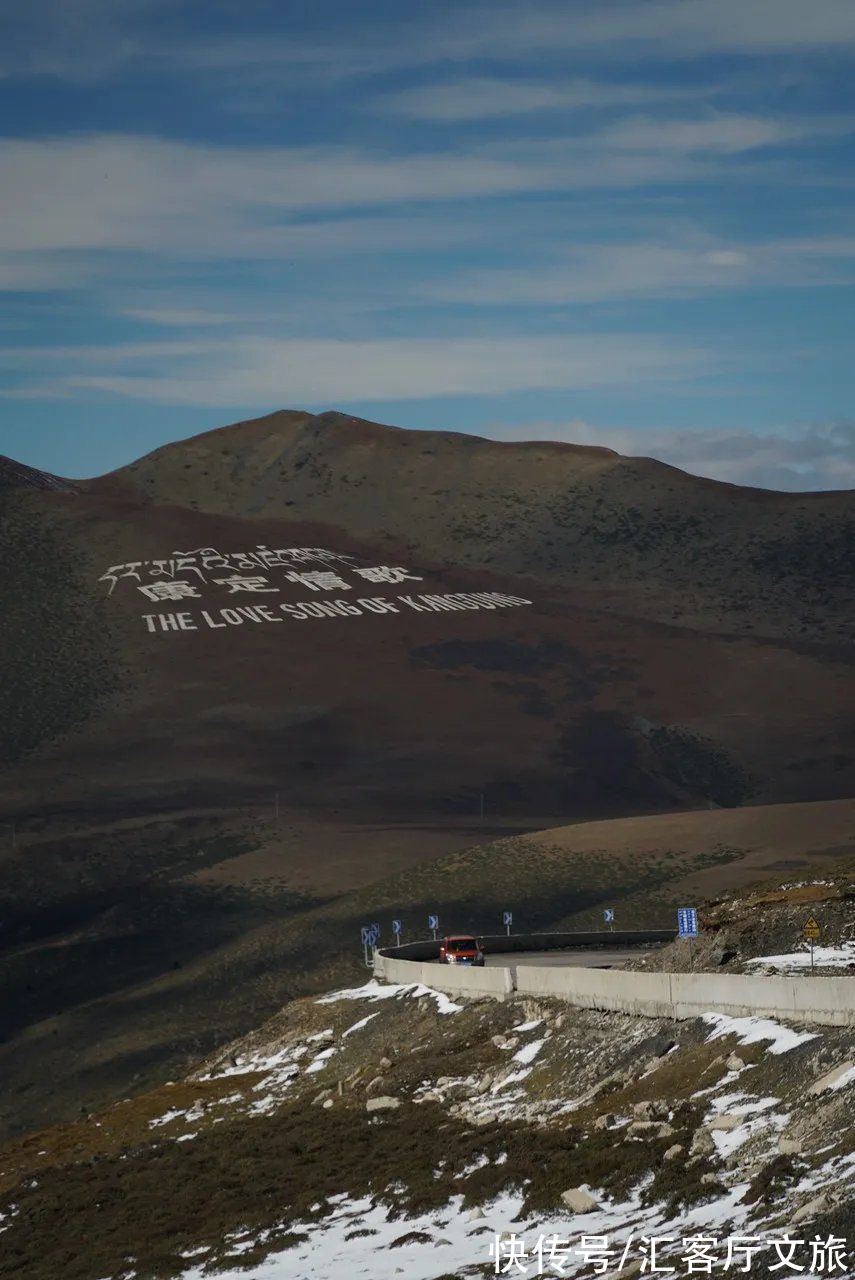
top-left (392, 919), bottom-right (402, 945)
top-left (428, 913), bottom-right (439, 941)
top-left (802, 915), bottom-right (821, 973)
top-left (677, 906), bottom-right (699, 970)
top-left (503, 910), bottom-right (513, 936)
top-left (362, 923), bottom-right (380, 967)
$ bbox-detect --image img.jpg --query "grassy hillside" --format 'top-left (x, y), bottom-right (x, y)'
top-left (3, 797), bottom-right (852, 1145)
top-left (0, 495), bottom-right (121, 766)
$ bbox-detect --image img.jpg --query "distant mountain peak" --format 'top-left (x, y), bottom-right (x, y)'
top-left (0, 454), bottom-right (76, 494)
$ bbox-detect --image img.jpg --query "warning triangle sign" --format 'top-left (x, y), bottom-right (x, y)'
top-left (802, 915), bottom-right (821, 939)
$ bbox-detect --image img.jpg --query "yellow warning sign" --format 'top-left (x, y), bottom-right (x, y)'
top-left (802, 915), bottom-right (821, 941)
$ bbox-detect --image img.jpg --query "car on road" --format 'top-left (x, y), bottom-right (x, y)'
top-left (439, 934), bottom-right (485, 966)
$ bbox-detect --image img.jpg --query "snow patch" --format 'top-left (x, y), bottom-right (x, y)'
top-left (747, 943), bottom-right (855, 973)
top-left (512, 1038), bottom-right (546, 1066)
top-left (342, 1013), bottom-right (380, 1037)
top-left (306, 1047), bottom-right (337, 1075)
top-left (492, 1067), bottom-right (532, 1092)
top-left (826, 1064), bottom-right (855, 1092)
top-left (317, 979), bottom-right (462, 1016)
top-left (149, 1108), bottom-right (188, 1129)
top-left (703, 1013), bottom-right (818, 1056)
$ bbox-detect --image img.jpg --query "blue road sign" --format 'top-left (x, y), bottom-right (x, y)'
top-left (503, 911), bottom-right (513, 927)
top-left (677, 907), bottom-right (699, 938)
top-left (361, 926), bottom-right (370, 944)
top-left (603, 909), bottom-right (615, 923)
top-left (428, 914), bottom-right (439, 930)
top-left (372, 922), bottom-right (380, 934)
top-left (392, 919), bottom-right (402, 935)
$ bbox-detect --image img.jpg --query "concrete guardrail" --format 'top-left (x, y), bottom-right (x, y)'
top-left (373, 933), bottom-right (855, 1025)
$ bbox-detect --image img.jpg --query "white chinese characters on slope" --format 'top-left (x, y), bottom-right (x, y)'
top-left (98, 546), bottom-right (360, 595)
top-left (135, 566), bottom-right (420, 600)
top-left (98, 544), bottom-right (534, 634)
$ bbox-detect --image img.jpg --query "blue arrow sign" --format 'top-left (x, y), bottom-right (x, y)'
top-left (428, 914), bottom-right (439, 930)
top-left (392, 919), bottom-right (402, 935)
top-left (361, 926), bottom-right (370, 944)
top-left (503, 911), bottom-right (513, 927)
top-left (603, 909), bottom-right (615, 923)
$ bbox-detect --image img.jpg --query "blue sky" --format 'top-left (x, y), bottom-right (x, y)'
top-left (2, 0), bottom-right (855, 488)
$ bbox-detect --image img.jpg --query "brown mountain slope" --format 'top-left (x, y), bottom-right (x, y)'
top-left (90, 409), bottom-right (855, 642)
top-left (3, 473), bottom-right (854, 825)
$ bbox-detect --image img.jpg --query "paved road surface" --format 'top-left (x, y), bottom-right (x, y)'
top-left (483, 947), bottom-right (655, 971)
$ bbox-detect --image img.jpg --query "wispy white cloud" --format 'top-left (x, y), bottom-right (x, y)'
top-left (2, 1), bottom-right (852, 470)
top-left (486, 418), bottom-right (855, 491)
top-left (0, 134), bottom-right (559, 258)
top-left (148, 0), bottom-right (855, 89)
top-left (120, 307), bottom-right (240, 327)
top-left (2, 332), bottom-right (711, 406)
top-left (595, 111), bottom-right (854, 154)
top-left (7, 0), bottom-right (853, 87)
top-left (1, 115), bottom-right (844, 274)
top-left (0, 340), bottom-right (216, 364)
top-left (374, 76), bottom-right (706, 122)
top-left (432, 0), bottom-right (855, 63)
top-left (1, 0), bottom-right (173, 82)
top-left (424, 233), bottom-right (855, 305)
top-left (0, 254), bottom-right (96, 291)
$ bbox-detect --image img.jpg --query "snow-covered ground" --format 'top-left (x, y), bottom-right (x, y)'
top-left (178, 1183), bottom-right (740, 1280)
top-left (178, 1164), bottom-right (848, 1280)
top-left (747, 943), bottom-right (855, 973)
top-left (703, 1012), bottom-right (818, 1055)
top-left (128, 979), bottom-right (853, 1280)
top-left (317, 979), bottom-right (462, 1016)
top-left (513, 1037), bottom-right (547, 1066)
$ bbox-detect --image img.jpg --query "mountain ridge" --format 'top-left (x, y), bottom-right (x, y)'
top-left (75, 409), bottom-right (855, 645)
top-left (91, 408), bottom-right (852, 500)
top-left (0, 454), bottom-right (77, 494)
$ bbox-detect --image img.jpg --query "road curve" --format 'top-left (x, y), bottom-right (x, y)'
top-left (484, 946), bottom-right (656, 972)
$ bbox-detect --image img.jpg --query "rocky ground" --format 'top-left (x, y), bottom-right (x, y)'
top-left (1, 972), bottom-right (853, 1280)
top-left (627, 863), bottom-right (855, 976)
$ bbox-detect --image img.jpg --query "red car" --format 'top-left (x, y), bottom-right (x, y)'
top-left (439, 935), bottom-right (485, 967)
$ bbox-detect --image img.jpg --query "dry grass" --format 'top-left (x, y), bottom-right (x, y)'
top-left (0, 1097), bottom-right (689, 1280)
